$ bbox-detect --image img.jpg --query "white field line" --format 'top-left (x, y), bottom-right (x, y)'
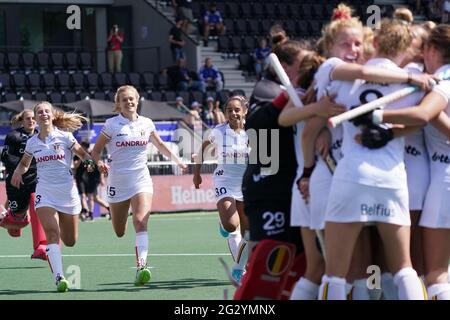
top-left (0, 253), bottom-right (231, 258)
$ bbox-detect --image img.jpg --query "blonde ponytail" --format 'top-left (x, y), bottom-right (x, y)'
top-left (34, 101), bottom-right (87, 132)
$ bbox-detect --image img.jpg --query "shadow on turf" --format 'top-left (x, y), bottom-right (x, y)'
top-left (0, 266), bottom-right (46, 270)
top-left (97, 278), bottom-right (230, 291)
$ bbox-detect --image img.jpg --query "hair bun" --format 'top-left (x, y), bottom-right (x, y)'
top-left (332, 10), bottom-right (351, 21)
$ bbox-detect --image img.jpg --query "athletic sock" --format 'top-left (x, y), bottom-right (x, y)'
top-left (381, 272), bottom-right (398, 300)
top-left (46, 243), bottom-right (64, 281)
top-left (393, 267), bottom-right (427, 300)
top-left (352, 278), bottom-right (371, 300)
top-left (318, 275), bottom-right (347, 300)
top-left (135, 231), bottom-right (148, 268)
top-left (227, 228), bottom-right (242, 262)
top-left (232, 238), bottom-right (248, 271)
top-left (29, 193), bottom-right (46, 249)
top-left (427, 283), bottom-right (450, 300)
top-left (290, 277), bottom-right (319, 300)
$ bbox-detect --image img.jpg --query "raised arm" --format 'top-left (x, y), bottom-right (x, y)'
top-left (332, 63), bottom-right (435, 91)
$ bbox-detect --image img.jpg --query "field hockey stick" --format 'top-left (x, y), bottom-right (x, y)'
top-left (328, 86), bottom-right (419, 128)
top-left (328, 72), bottom-right (450, 128)
top-left (218, 257), bottom-right (240, 288)
top-left (268, 53), bottom-right (303, 108)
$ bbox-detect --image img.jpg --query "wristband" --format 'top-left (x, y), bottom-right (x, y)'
top-left (372, 109), bottom-right (384, 125)
top-left (272, 92), bottom-right (289, 110)
top-left (407, 72), bottom-right (413, 84)
top-left (83, 159), bottom-right (96, 168)
top-left (301, 165), bottom-right (316, 179)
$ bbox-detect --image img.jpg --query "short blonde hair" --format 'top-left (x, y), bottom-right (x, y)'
top-left (375, 19), bottom-right (412, 58)
top-left (113, 85), bottom-right (140, 113)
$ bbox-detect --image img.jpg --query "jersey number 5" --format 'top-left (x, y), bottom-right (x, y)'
top-left (107, 186), bottom-right (116, 197)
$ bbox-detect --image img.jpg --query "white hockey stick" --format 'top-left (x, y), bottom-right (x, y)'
top-left (268, 53), bottom-right (302, 108)
top-left (328, 72), bottom-right (450, 128)
top-left (328, 86), bottom-right (418, 128)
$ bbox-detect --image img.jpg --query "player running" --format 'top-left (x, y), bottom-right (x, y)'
top-left (91, 85), bottom-right (187, 286)
top-left (11, 102), bottom-right (94, 292)
top-left (193, 95), bottom-right (250, 284)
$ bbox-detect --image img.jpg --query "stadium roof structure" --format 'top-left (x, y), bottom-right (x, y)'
top-left (64, 99), bottom-right (116, 118)
top-left (0, 99), bottom-right (38, 112)
top-left (138, 99), bottom-right (185, 121)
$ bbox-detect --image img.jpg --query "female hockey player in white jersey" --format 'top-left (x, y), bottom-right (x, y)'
top-left (92, 85), bottom-right (187, 286)
top-left (11, 101), bottom-right (94, 292)
top-left (193, 95), bottom-right (250, 284)
top-left (318, 19), bottom-right (428, 300)
top-left (365, 24), bottom-right (450, 299)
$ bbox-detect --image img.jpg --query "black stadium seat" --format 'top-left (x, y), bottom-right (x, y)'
top-left (113, 72), bottom-right (128, 88)
top-left (49, 92), bottom-right (63, 104)
top-left (86, 72), bottom-right (99, 90)
top-left (50, 52), bottom-right (64, 71)
top-left (127, 72), bottom-right (142, 89)
top-left (0, 53), bottom-right (6, 72)
top-left (56, 72), bottom-right (71, 91)
top-left (99, 72), bottom-right (113, 90)
top-left (142, 72), bottom-right (155, 90)
top-left (21, 52), bottom-right (35, 72)
top-left (42, 73), bottom-right (56, 91)
top-left (34, 91), bottom-right (48, 101)
top-left (79, 52), bottom-right (93, 71)
top-left (71, 72), bottom-right (85, 90)
top-left (63, 91), bottom-right (77, 103)
top-left (65, 52), bottom-right (78, 70)
top-left (11, 73), bottom-right (27, 92)
top-left (27, 73), bottom-right (41, 91)
top-left (36, 52), bottom-right (50, 71)
top-left (7, 53), bottom-right (20, 71)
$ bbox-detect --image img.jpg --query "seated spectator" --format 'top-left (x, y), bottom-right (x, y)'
top-left (199, 57), bottom-right (223, 92)
top-left (212, 99), bottom-right (226, 125)
top-left (203, 96), bottom-right (216, 127)
top-left (393, 7), bottom-right (414, 24)
top-left (175, 96), bottom-right (188, 113)
top-left (167, 58), bottom-right (205, 92)
top-left (252, 38), bottom-right (271, 80)
top-left (169, 17), bottom-right (186, 62)
top-left (184, 101), bottom-right (203, 129)
top-left (203, 2), bottom-right (226, 46)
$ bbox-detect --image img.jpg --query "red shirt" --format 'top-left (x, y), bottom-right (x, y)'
top-left (108, 32), bottom-right (124, 51)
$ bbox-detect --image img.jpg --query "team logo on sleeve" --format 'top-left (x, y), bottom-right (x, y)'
top-left (266, 245), bottom-right (292, 276)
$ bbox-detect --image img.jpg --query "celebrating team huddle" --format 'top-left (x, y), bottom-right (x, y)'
top-left (1, 2), bottom-right (450, 300)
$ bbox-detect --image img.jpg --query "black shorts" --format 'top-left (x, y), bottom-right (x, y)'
top-left (76, 180), bottom-right (86, 195)
top-left (5, 181), bottom-right (35, 214)
top-left (245, 199), bottom-right (303, 254)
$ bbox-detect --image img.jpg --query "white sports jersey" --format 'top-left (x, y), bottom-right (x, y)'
top-left (424, 64), bottom-right (450, 183)
top-left (24, 128), bottom-right (76, 186)
top-left (332, 58), bottom-right (424, 189)
top-left (101, 114), bottom-right (156, 175)
top-left (293, 88), bottom-right (306, 174)
top-left (209, 123), bottom-right (249, 179)
top-left (314, 57), bottom-right (345, 164)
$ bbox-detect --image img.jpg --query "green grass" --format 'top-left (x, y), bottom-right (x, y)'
top-left (0, 211), bottom-right (237, 300)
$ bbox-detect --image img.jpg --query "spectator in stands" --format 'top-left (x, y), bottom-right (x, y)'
top-left (203, 2), bottom-right (226, 47)
top-left (269, 24), bottom-right (288, 48)
top-left (199, 57), bottom-right (223, 92)
top-left (175, 96), bottom-right (188, 113)
top-left (203, 96), bottom-right (216, 127)
top-left (443, 0), bottom-right (450, 22)
top-left (167, 58), bottom-right (205, 92)
top-left (424, 0), bottom-right (444, 22)
top-left (172, 0), bottom-right (193, 33)
top-left (184, 101), bottom-right (203, 129)
top-left (252, 38), bottom-right (271, 80)
top-left (169, 17), bottom-right (186, 62)
top-left (107, 24), bottom-right (124, 73)
top-left (393, 7), bottom-right (414, 24)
